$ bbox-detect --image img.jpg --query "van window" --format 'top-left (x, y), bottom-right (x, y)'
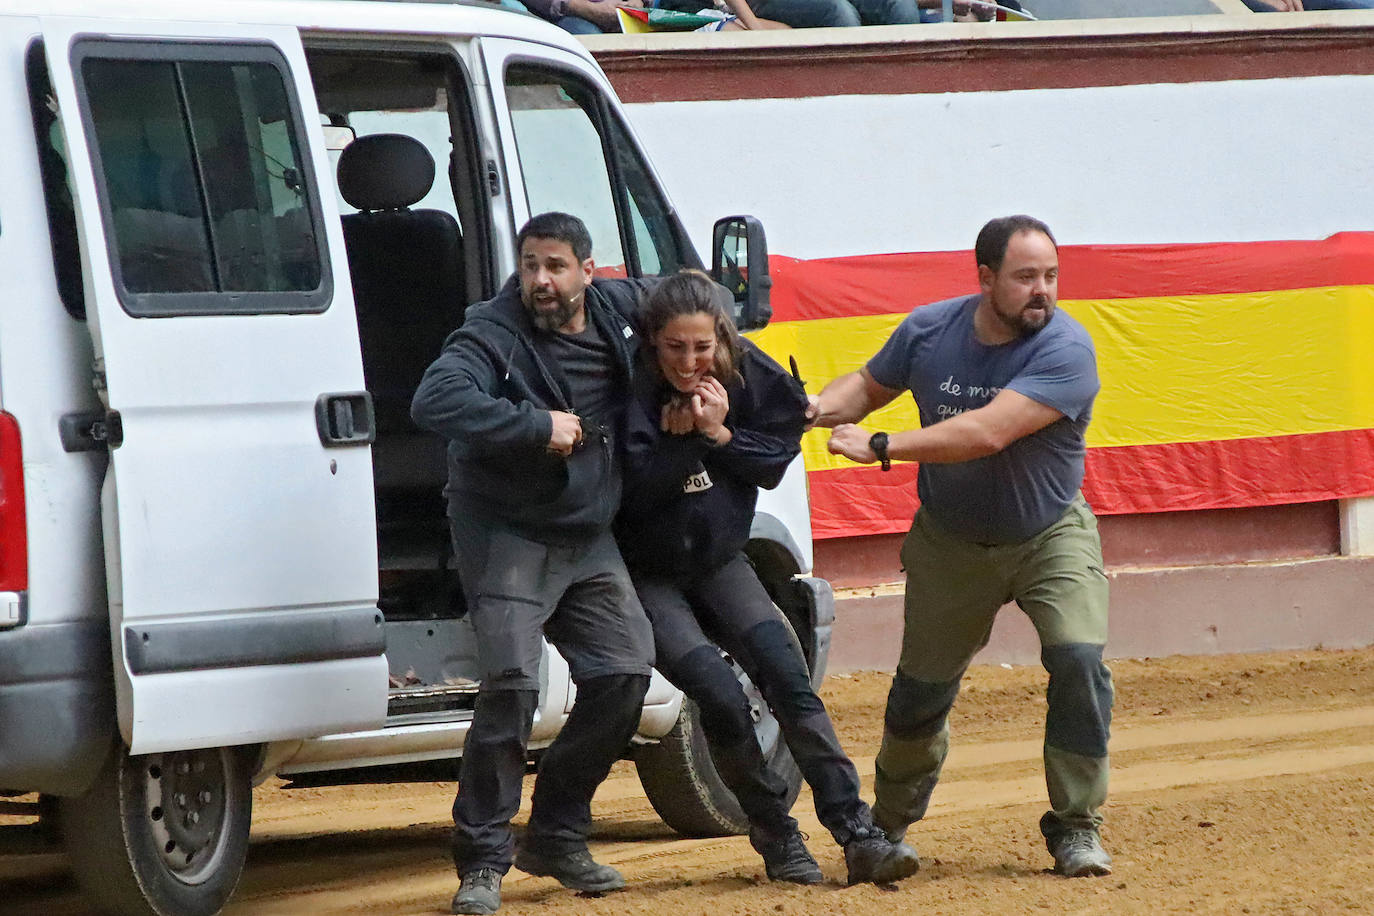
top-left (307, 47), bottom-right (491, 298)
top-left (606, 111), bottom-right (681, 279)
top-left (72, 41), bottom-right (327, 315)
top-left (505, 67), bottom-right (687, 279)
top-left (326, 91), bottom-right (461, 224)
top-left (26, 41), bottom-right (85, 320)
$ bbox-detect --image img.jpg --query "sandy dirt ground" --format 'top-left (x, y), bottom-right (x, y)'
top-left (3, 647), bottom-right (1372, 915)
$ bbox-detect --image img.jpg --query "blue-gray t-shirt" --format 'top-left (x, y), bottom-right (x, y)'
top-left (866, 294), bottom-right (1099, 544)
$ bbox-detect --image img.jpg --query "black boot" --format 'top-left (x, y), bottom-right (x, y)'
top-left (451, 868), bottom-right (503, 915)
top-left (843, 825), bottom-right (920, 885)
top-left (513, 846), bottom-right (625, 892)
top-left (749, 825), bottom-right (823, 884)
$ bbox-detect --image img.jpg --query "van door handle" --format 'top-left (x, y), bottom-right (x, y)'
top-left (59, 409), bottom-right (123, 452)
top-left (315, 392), bottom-right (375, 447)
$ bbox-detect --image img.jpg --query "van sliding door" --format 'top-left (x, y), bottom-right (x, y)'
top-left (40, 17), bottom-right (387, 754)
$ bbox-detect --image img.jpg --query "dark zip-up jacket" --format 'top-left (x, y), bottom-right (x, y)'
top-left (411, 274), bottom-right (653, 543)
top-left (616, 340), bottom-right (809, 578)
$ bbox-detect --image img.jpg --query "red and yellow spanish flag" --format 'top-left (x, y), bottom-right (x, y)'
top-left (748, 232), bottom-right (1374, 539)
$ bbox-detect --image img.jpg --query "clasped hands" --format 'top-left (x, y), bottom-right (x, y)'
top-left (661, 377), bottom-right (731, 444)
top-left (546, 378), bottom-right (731, 458)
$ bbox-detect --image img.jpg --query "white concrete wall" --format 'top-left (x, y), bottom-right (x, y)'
top-left (622, 75), bottom-right (1374, 259)
top-left (830, 556), bottom-right (1374, 671)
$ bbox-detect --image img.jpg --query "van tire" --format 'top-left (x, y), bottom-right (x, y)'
top-left (58, 742), bottom-right (254, 916)
top-left (635, 652), bottom-right (804, 838)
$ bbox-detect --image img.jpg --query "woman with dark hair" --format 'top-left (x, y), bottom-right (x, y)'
top-left (616, 270), bottom-right (920, 886)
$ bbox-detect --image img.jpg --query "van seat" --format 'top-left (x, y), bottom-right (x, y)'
top-left (338, 133), bottom-right (464, 500)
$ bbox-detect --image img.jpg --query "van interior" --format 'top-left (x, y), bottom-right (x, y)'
top-left (306, 46), bottom-right (492, 718)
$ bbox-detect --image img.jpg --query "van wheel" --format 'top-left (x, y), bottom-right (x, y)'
top-left (58, 742), bottom-right (254, 916)
top-left (635, 652), bottom-right (803, 838)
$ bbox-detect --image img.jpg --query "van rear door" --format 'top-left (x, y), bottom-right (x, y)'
top-left (41, 18), bottom-right (387, 754)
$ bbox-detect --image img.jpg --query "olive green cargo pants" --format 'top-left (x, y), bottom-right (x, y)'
top-left (872, 498), bottom-right (1113, 837)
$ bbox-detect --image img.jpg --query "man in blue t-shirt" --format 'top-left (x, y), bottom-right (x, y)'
top-left (809, 215), bottom-right (1114, 879)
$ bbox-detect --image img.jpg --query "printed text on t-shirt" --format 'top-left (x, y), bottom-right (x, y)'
top-left (937, 374), bottom-right (1002, 419)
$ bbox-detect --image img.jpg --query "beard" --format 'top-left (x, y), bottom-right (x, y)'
top-left (993, 292), bottom-right (1053, 337)
top-left (524, 290), bottom-right (581, 332)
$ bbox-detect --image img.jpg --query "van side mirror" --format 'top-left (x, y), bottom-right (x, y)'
top-left (711, 215), bottom-right (772, 331)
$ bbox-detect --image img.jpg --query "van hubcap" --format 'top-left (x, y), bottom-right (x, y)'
top-left (142, 749), bottom-right (232, 883)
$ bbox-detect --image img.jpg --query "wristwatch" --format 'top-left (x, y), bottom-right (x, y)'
top-left (869, 432), bottom-right (891, 472)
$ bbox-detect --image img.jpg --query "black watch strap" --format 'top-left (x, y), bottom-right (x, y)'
top-left (869, 431), bottom-right (891, 472)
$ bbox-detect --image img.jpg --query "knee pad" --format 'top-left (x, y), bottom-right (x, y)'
top-left (884, 669), bottom-right (960, 740)
top-left (741, 619), bottom-right (824, 717)
top-left (473, 683), bottom-right (538, 709)
top-left (468, 687), bottom-right (539, 745)
top-left (1042, 643), bottom-right (1113, 758)
top-left (576, 672), bottom-right (651, 711)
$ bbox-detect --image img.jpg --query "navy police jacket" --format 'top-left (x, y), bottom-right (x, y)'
top-left (616, 339), bottom-right (809, 578)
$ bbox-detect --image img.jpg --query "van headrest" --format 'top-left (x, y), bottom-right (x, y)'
top-left (337, 133), bottom-right (436, 211)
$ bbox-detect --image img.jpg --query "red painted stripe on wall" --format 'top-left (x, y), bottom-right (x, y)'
top-left (770, 232), bottom-right (1374, 323)
top-left (809, 428), bottom-right (1374, 539)
top-left (596, 29), bottom-right (1374, 104)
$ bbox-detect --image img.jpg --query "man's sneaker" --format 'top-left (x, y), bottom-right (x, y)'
top-left (843, 830), bottom-right (921, 885)
top-left (1047, 828), bottom-right (1113, 877)
top-left (451, 868), bottom-right (502, 915)
top-left (748, 826), bottom-right (824, 885)
top-left (513, 845), bottom-right (625, 892)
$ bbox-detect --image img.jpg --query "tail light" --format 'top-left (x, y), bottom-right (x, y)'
top-left (0, 411), bottom-right (28, 592)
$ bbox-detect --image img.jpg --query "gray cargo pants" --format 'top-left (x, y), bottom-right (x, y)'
top-left (448, 518), bottom-right (655, 875)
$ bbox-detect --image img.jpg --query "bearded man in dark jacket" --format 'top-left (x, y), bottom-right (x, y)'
top-left (412, 212), bottom-right (657, 916)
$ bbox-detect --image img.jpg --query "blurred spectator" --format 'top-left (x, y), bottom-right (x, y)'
top-left (695, 0), bottom-right (794, 28)
top-left (521, 0), bottom-right (642, 33)
top-left (528, 0), bottom-right (924, 31)
top-left (1243, 0), bottom-right (1374, 9)
top-left (916, 0), bottom-right (1024, 21)
top-left (674, 0), bottom-right (922, 27)
top-left (523, 0), bottom-right (1035, 32)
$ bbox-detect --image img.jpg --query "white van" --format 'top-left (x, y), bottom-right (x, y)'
top-left (0, 2), bottom-right (833, 913)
